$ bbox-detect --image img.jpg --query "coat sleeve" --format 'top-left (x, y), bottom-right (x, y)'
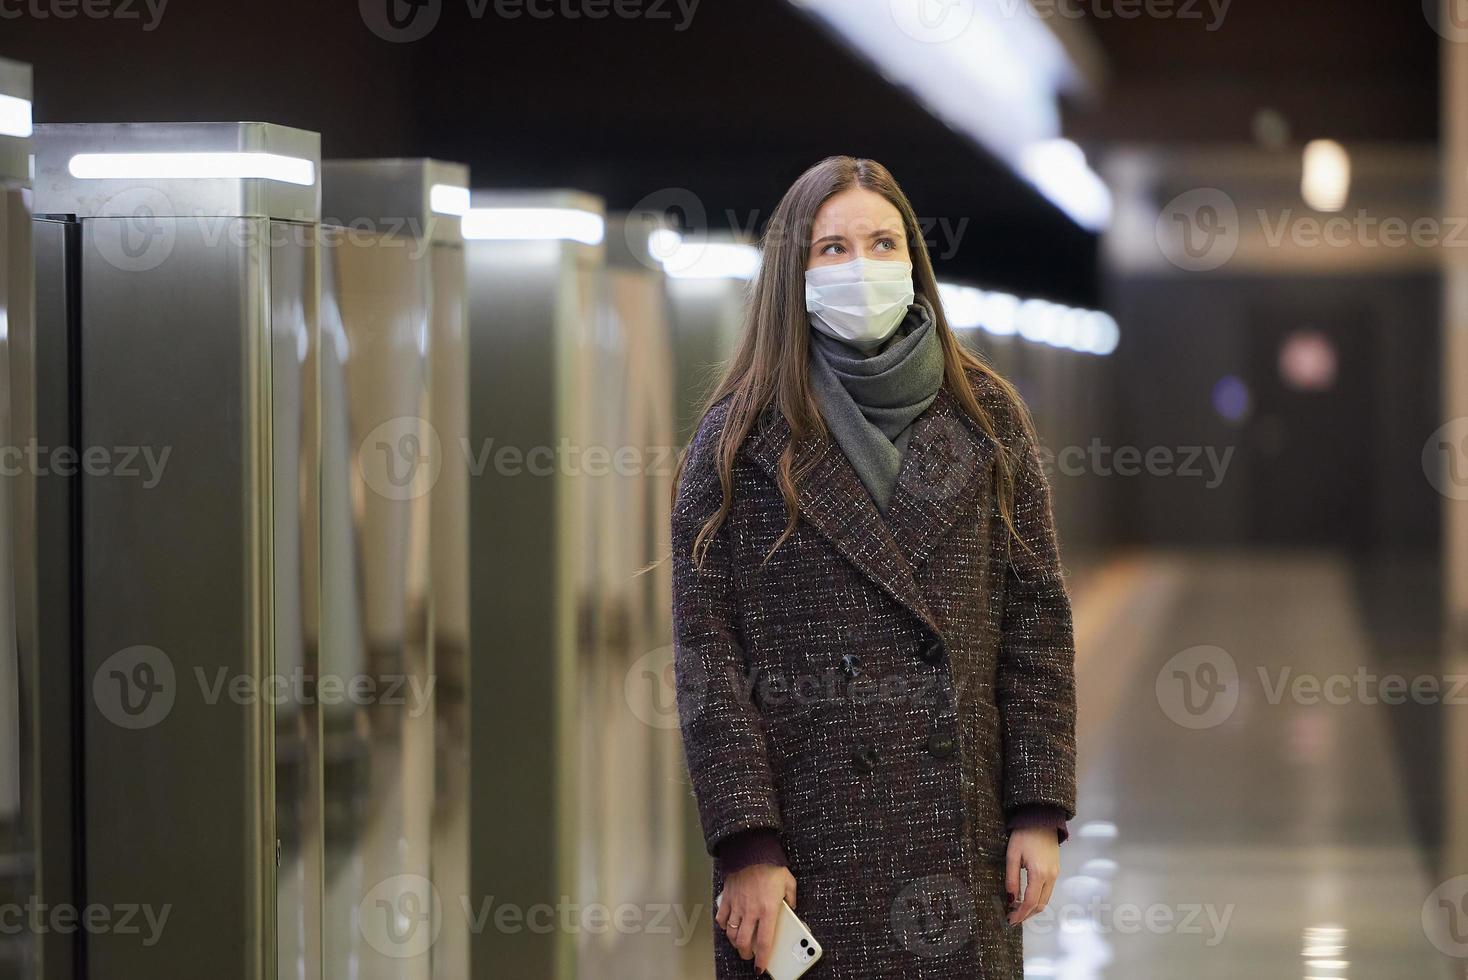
top-left (671, 408), bottom-right (784, 855)
top-left (995, 413), bottom-right (1078, 820)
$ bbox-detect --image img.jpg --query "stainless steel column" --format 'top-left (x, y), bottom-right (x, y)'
top-left (0, 55), bottom-right (35, 980)
top-left (577, 215), bottom-right (684, 978)
top-left (464, 190), bottom-right (604, 980)
top-left (1440, 0), bottom-right (1468, 889)
top-left (653, 229), bottom-right (757, 976)
top-left (317, 158), bottom-right (469, 980)
top-left (659, 234), bottom-right (754, 441)
top-left (32, 122), bottom-right (323, 980)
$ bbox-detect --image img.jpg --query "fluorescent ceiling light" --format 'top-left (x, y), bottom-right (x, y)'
top-left (660, 241), bottom-right (761, 280)
top-left (936, 279), bottom-right (1117, 354)
top-left (461, 207), bottom-right (604, 245)
top-left (0, 94), bottom-right (32, 139)
top-left (648, 227), bottom-right (683, 261)
top-left (68, 151), bottom-right (316, 186)
top-left (784, 0), bottom-right (1110, 231)
top-left (1018, 140), bottom-right (1112, 232)
top-left (1301, 139), bottom-right (1349, 212)
top-left (429, 183), bottom-right (471, 216)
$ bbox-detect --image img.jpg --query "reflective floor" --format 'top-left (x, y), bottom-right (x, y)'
top-left (1025, 551), bottom-right (1459, 979)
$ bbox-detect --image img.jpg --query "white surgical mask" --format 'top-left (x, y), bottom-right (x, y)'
top-left (805, 257), bottom-right (916, 348)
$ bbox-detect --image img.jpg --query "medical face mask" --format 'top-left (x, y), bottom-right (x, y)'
top-left (805, 257), bottom-right (916, 348)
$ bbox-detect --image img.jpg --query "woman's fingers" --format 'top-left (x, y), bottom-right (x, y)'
top-left (731, 906), bottom-right (759, 960)
top-left (1032, 875), bottom-right (1056, 922)
top-left (1018, 858), bottom-right (1059, 924)
top-left (783, 869), bottom-right (797, 911)
top-left (715, 893), bottom-right (729, 930)
top-left (753, 900), bottom-right (779, 971)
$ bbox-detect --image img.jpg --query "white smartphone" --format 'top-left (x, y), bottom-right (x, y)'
top-left (715, 891), bottom-right (823, 980)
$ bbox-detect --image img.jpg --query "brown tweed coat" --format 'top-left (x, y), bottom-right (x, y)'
top-left (671, 366), bottom-right (1077, 980)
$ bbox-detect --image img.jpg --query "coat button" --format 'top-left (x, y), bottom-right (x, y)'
top-left (919, 639), bottom-right (944, 664)
top-left (926, 732), bottom-right (956, 758)
top-left (852, 742), bottom-right (879, 772)
top-left (840, 653), bottom-right (862, 678)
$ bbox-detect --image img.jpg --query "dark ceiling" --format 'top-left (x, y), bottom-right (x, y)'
top-left (1, 0), bottom-right (1442, 307)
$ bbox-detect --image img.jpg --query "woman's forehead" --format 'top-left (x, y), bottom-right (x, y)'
top-left (812, 187), bottom-right (903, 238)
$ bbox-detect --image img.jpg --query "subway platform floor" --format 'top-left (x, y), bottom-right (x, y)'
top-left (1022, 549), bottom-right (1461, 979)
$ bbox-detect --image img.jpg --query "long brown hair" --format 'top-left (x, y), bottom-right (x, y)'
top-left (674, 156), bottom-right (1031, 566)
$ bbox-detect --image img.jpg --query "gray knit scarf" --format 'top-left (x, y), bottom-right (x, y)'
top-left (807, 302), bottom-right (945, 513)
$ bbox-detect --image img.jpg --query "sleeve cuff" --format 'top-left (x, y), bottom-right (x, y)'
top-left (714, 828), bottom-right (788, 874)
top-left (1006, 804), bottom-right (1070, 844)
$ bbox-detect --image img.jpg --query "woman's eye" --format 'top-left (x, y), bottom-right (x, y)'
top-left (875, 238), bottom-right (897, 252)
top-left (821, 243), bottom-right (846, 255)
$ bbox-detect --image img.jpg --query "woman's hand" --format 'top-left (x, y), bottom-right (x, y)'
top-left (1006, 827), bottom-right (1059, 926)
top-left (716, 863), bottom-right (798, 974)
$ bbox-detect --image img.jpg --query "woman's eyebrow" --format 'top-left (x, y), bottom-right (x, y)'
top-left (811, 234), bottom-right (847, 248)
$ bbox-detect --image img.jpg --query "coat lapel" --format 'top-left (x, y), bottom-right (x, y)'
top-left (882, 386), bottom-right (997, 569)
top-left (745, 409), bottom-right (941, 638)
top-left (743, 387), bottom-right (996, 634)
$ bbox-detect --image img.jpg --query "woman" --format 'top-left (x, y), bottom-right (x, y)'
top-left (670, 156), bottom-right (1077, 979)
